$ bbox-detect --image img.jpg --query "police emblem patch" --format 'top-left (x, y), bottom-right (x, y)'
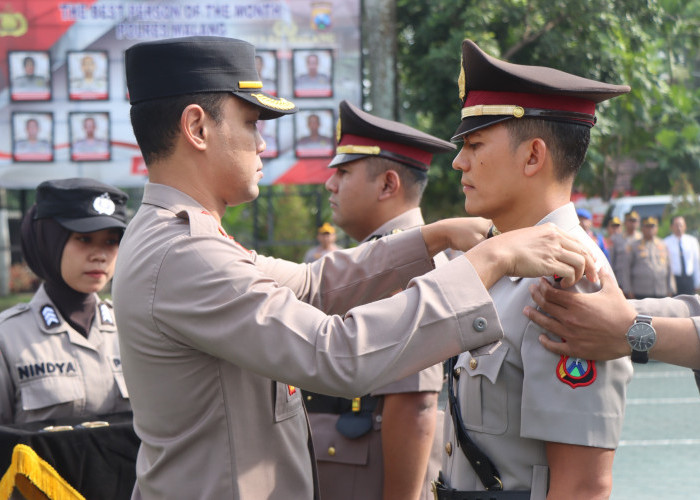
top-left (93, 192), bottom-right (116, 215)
top-left (40, 305), bottom-right (60, 328)
top-left (556, 355), bottom-right (596, 388)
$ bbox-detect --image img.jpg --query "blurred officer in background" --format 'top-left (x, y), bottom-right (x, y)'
top-left (303, 222), bottom-right (341, 263)
top-left (577, 207), bottom-right (609, 260)
top-left (115, 36), bottom-right (598, 500)
top-left (611, 211), bottom-right (641, 294)
top-left (664, 215), bottom-right (700, 295)
top-left (0, 178), bottom-right (130, 424)
top-left (623, 216), bottom-right (674, 299)
top-left (306, 100), bottom-right (455, 500)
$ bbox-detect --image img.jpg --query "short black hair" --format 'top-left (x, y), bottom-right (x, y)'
top-left (129, 92), bottom-right (226, 165)
top-left (503, 118), bottom-right (590, 181)
top-left (365, 157), bottom-right (428, 203)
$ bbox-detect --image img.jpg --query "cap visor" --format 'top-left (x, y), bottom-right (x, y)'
top-left (327, 153), bottom-right (369, 168)
top-left (55, 216), bottom-right (126, 233)
top-left (233, 91), bottom-right (297, 120)
top-left (451, 115), bottom-right (514, 142)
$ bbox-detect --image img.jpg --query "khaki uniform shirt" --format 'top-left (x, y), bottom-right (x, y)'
top-left (112, 183), bottom-right (503, 500)
top-left (442, 203), bottom-right (633, 497)
top-left (0, 285), bottom-right (129, 424)
top-left (309, 208), bottom-right (445, 500)
top-left (624, 237), bottom-right (674, 298)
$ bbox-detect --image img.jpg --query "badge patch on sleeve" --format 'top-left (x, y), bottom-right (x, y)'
top-left (557, 356), bottom-right (596, 388)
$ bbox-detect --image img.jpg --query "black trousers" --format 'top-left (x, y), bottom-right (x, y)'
top-left (674, 274), bottom-right (695, 295)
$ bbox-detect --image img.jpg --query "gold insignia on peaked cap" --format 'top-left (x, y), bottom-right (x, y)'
top-left (250, 93), bottom-right (296, 111)
top-left (458, 53), bottom-right (466, 102)
top-left (336, 117), bottom-right (342, 144)
top-left (239, 80), bottom-right (263, 89)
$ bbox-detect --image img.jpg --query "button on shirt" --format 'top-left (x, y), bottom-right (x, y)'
top-left (0, 285), bottom-right (130, 424)
top-left (112, 183), bottom-right (503, 500)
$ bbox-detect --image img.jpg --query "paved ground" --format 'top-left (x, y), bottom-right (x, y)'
top-left (612, 361), bottom-right (700, 499)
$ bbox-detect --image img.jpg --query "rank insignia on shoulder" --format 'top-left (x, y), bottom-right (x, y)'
top-left (99, 303), bottom-right (114, 325)
top-left (40, 305), bottom-right (61, 329)
top-left (556, 355), bottom-right (596, 388)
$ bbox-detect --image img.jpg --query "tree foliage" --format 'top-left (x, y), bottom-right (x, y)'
top-left (396, 0), bottom-right (700, 220)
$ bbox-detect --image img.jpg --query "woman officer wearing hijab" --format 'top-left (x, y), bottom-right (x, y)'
top-left (0, 178), bottom-right (131, 424)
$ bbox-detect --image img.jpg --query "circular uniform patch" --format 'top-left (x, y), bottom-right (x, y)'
top-left (556, 355), bottom-right (597, 388)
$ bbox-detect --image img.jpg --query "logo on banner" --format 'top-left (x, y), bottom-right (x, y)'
top-left (0, 10), bottom-right (28, 37)
top-left (556, 355), bottom-right (596, 388)
top-left (311, 2), bottom-right (332, 30)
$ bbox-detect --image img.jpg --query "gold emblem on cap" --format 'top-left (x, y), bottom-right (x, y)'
top-left (461, 105), bottom-right (526, 120)
top-left (458, 54), bottom-right (466, 101)
top-left (250, 93), bottom-right (296, 111)
top-left (336, 117), bottom-right (342, 144)
top-left (336, 145), bottom-right (380, 155)
top-left (239, 81), bottom-right (263, 89)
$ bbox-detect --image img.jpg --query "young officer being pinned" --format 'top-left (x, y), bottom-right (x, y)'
top-left (305, 99), bottom-right (457, 500)
top-left (114, 36), bottom-right (600, 500)
top-left (434, 39), bottom-right (634, 500)
top-left (0, 178), bottom-right (130, 424)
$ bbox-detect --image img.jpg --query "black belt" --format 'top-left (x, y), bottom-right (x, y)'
top-left (302, 392), bottom-right (378, 415)
top-left (432, 477), bottom-right (530, 500)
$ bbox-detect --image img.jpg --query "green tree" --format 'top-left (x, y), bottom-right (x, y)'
top-left (396, 0), bottom-right (700, 215)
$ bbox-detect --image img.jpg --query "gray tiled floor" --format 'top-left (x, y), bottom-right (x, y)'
top-left (612, 361), bottom-right (700, 499)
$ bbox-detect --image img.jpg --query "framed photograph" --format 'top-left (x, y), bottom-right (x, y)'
top-left (257, 120), bottom-right (279, 158)
top-left (12, 112), bottom-right (54, 162)
top-left (68, 51), bottom-right (109, 100)
top-left (69, 112), bottom-right (111, 161)
top-left (293, 49), bottom-right (333, 98)
top-left (8, 51), bottom-right (51, 101)
top-left (255, 50), bottom-right (278, 96)
top-left (294, 108), bottom-right (335, 158)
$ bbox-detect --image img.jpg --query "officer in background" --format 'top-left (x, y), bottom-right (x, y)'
top-left (623, 216), bottom-right (674, 299)
top-left (305, 100), bottom-right (454, 500)
top-left (0, 178), bottom-right (130, 424)
top-left (610, 211), bottom-right (640, 294)
top-left (664, 215), bottom-right (700, 295)
top-left (303, 222), bottom-right (341, 263)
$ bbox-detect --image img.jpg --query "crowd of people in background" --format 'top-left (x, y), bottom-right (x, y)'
top-left (578, 209), bottom-right (700, 299)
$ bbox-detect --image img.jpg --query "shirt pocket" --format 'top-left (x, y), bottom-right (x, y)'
top-left (456, 345), bottom-right (508, 435)
top-left (312, 414), bottom-right (371, 466)
top-left (20, 374), bottom-right (84, 411)
top-left (273, 381), bottom-right (303, 422)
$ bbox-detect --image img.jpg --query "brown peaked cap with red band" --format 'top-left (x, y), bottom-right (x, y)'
top-left (329, 100), bottom-right (455, 171)
top-left (452, 39), bottom-right (631, 141)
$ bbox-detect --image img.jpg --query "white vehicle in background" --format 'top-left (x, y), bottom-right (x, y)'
top-left (602, 195), bottom-right (674, 227)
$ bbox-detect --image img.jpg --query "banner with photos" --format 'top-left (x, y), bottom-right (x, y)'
top-left (0, 0), bottom-right (361, 188)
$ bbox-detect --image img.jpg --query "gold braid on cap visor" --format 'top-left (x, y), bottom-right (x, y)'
top-left (461, 104), bottom-right (596, 125)
top-left (461, 105), bottom-right (526, 119)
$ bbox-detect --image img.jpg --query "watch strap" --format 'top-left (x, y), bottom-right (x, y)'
top-left (631, 348), bottom-right (649, 364)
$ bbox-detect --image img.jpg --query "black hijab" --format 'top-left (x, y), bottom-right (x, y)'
top-left (21, 205), bottom-right (96, 336)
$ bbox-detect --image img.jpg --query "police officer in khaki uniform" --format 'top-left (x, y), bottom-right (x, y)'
top-left (0, 178), bottom-right (130, 424)
top-left (115, 36), bottom-right (599, 500)
top-left (611, 210), bottom-right (640, 293)
top-left (436, 39), bottom-right (633, 499)
top-left (305, 100), bottom-right (454, 500)
top-left (623, 216), bottom-right (674, 299)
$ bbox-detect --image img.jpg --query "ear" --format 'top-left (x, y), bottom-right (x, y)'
top-left (180, 104), bottom-right (209, 152)
top-left (377, 169), bottom-right (401, 201)
top-left (522, 137), bottom-right (547, 178)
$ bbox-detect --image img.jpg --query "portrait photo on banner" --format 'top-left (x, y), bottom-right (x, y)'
top-left (69, 111), bottom-right (111, 162)
top-left (292, 48), bottom-right (333, 98)
top-left (8, 51), bottom-right (52, 101)
top-left (294, 108), bottom-right (335, 158)
top-left (67, 50), bottom-right (109, 101)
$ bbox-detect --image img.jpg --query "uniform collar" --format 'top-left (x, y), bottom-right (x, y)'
top-left (361, 207), bottom-right (424, 243)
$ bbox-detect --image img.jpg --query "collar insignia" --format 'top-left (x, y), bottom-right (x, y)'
top-left (557, 356), bottom-right (596, 388)
top-left (99, 303), bottom-right (114, 325)
top-left (40, 305), bottom-right (61, 329)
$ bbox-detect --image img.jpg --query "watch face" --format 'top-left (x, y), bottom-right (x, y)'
top-left (627, 322), bottom-right (657, 351)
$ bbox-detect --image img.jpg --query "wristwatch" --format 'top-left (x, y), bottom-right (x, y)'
top-left (625, 314), bottom-right (657, 364)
